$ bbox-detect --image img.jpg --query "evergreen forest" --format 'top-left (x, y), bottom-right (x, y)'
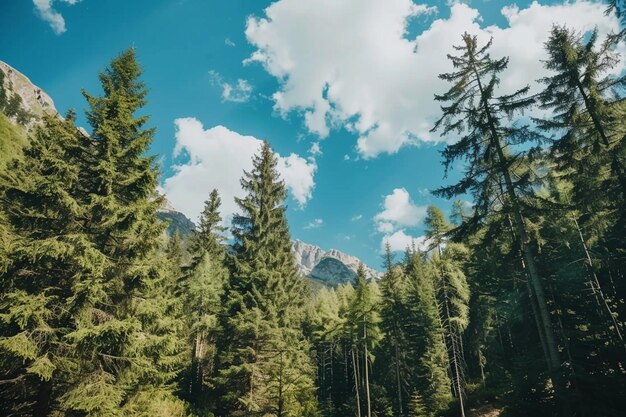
top-left (1, 11), bottom-right (625, 417)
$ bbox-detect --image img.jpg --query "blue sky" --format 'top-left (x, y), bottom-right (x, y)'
top-left (1, 0), bottom-right (622, 269)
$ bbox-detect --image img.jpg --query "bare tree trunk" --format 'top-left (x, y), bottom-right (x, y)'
top-left (451, 333), bottom-right (466, 417)
top-left (573, 216), bottom-right (625, 350)
top-left (364, 324), bottom-right (372, 417)
top-left (351, 348), bottom-right (362, 417)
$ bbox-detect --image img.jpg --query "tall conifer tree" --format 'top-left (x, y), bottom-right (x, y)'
top-left (178, 189), bottom-right (228, 408)
top-left (219, 141), bottom-right (317, 417)
top-left (0, 113), bottom-right (103, 417)
top-left (61, 49), bottom-right (185, 416)
top-left (431, 33), bottom-right (569, 411)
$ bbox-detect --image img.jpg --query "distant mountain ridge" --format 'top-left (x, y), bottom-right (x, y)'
top-left (292, 239), bottom-right (382, 284)
top-left (157, 197), bottom-right (197, 237)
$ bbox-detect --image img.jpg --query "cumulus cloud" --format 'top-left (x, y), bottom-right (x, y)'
top-left (209, 70), bottom-right (253, 103)
top-left (277, 153), bottom-right (317, 206)
top-left (33, 0), bottom-right (81, 35)
top-left (309, 142), bottom-right (322, 156)
top-left (304, 218), bottom-right (324, 229)
top-left (162, 117), bottom-right (317, 223)
top-left (245, 0), bottom-right (623, 158)
top-left (382, 230), bottom-right (428, 253)
top-left (374, 188), bottom-right (427, 231)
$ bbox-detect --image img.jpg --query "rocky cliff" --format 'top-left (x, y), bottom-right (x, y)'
top-left (0, 61), bottom-right (57, 129)
top-left (292, 239), bottom-right (382, 284)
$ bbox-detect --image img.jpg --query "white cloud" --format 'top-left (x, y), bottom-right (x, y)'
top-left (304, 218), bottom-right (324, 229)
top-left (277, 153), bottom-right (317, 206)
top-left (351, 214), bottom-right (363, 222)
top-left (374, 188), bottom-right (427, 231)
top-left (209, 70), bottom-right (253, 103)
top-left (33, 0), bottom-right (80, 35)
top-left (245, 0), bottom-right (623, 158)
top-left (225, 38), bottom-right (236, 47)
top-left (377, 222), bottom-right (395, 234)
top-left (309, 142), bottom-right (322, 156)
top-left (162, 117), bottom-right (317, 223)
top-left (382, 230), bottom-right (428, 253)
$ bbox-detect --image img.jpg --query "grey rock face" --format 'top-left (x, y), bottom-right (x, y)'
top-left (310, 257), bottom-right (356, 285)
top-left (157, 196), bottom-right (196, 238)
top-left (292, 239), bottom-right (382, 285)
top-left (0, 61), bottom-right (57, 128)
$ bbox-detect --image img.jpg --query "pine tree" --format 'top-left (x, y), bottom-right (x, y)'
top-left (431, 33), bottom-right (569, 411)
top-left (424, 206), bottom-right (469, 417)
top-left (430, 244), bottom-right (470, 417)
top-left (407, 390), bottom-right (428, 417)
top-left (61, 49), bottom-right (185, 416)
top-left (348, 265), bottom-right (381, 417)
top-left (178, 190), bottom-right (228, 408)
top-left (0, 113), bottom-right (104, 417)
top-left (403, 249), bottom-right (451, 416)
top-left (378, 244), bottom-right (409, 416)
top-left (536, 25), bottom-right (626, 216)
top-left (218, 141), bottom-right (317, 417)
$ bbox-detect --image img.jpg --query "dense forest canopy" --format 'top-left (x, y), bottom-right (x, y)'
top-left (1, 2), bottom-right (625, 417)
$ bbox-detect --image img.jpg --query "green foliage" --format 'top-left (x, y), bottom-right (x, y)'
top-left (218, 141), bottom-right (317, 417)
top-left (0, 112), bottom-right (28, 170)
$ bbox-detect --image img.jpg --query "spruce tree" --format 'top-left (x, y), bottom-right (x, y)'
top-left (348, 265), bottom-right (381, 417)
top-left (536, 25), bottom-right (626, 214)
top-left (0, 113), bottom-right (103, 417)
top-left (407, 391), bottom-right (428, 417)
top-left (429, 243), bottom-right (470, 417)
top-left (431, 33), bottom-right (569, 411)
top-left (403, 250), bottom-right (451, 416)
top-left (61, 49), bottom-right (185, 416)
top-left (218, 141), bottom-right (317, 417)
top-left (178, 189), bottom-right (228, 408)
top-left (378, 245), bottom-right (409, 416)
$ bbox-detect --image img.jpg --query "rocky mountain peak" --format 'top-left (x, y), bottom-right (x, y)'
top-left (292, 239), bottom-right (382, 284)
top-left (0, 61), bottom-right (57, 129)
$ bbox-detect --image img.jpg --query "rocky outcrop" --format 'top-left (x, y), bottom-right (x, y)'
top-left (0, 61), bottom-right (57, 129)
top-left (157, 196), bottom-right (196, 237)
top-left (292, 239), bottom-right (382, 285)
top-left (310, 257), bottom-right (356, 285)
top-left (292, 239), bottom-right (326, 275)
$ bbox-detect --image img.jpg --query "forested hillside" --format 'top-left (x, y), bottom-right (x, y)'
top-left (1, 15), bottom-right (625, 417)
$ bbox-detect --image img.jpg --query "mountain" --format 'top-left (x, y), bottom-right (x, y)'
top-left (0, 61), bottom-right (57, 128)
top-left (292, 239), bottom-right (382, 285)
top-left (0, 61), bottom-right (58, 168)
top-left (157, 196), bottom-right (197, 237)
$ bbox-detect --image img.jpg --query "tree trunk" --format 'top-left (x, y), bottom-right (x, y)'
top-left (277, 350), bottom-right (284, 417)
top-left (351, 348), bottom-right (362, 417)
top-left (33, 379), bottom-right (52, 417)
top-left (452, 333), bottom-right (466, 417)
top-left (364, 323), bottom-right (372, 417)
top-left (573, 216), bottom-right (625, 350)
top-left (469, 53), bottom-right (568, 414)
top-left (394, 340), bottom-right (403, 416)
